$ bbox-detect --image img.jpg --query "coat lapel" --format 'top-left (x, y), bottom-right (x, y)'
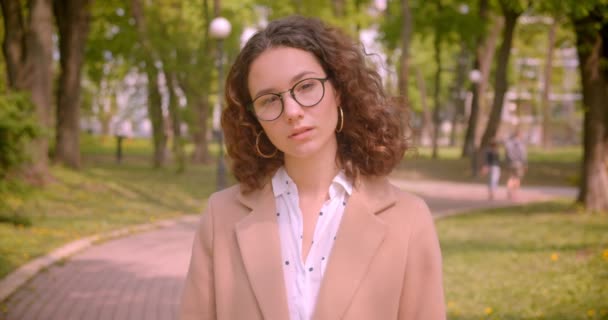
top-left (313, 176), bottom-right (396, 320)
top-left (235, 184), bottom-right (291, 320)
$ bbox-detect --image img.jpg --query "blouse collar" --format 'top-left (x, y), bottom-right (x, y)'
top-left (271, 167), bottom-right (353, 199)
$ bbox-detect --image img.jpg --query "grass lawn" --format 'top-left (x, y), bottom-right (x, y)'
top-left (0, 135), bottom-right (216, 279)
top-left (438, 201), bottom-right (608, 320)
top-left (394, 146), bottom-right (581, 187)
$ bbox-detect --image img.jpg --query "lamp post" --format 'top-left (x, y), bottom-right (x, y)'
top-left (209, 17), bottom-right (231, 190)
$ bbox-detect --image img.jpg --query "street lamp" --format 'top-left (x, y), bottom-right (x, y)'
top-left (469, 69), bottom-right (481, 84)
top-left (209, 17), bottom-right (231, 190)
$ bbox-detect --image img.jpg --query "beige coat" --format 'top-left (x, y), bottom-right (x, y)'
top-left (180, 176), bottom-right (445, 320)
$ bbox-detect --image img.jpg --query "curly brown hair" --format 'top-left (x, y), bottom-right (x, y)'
top-left (222, 15), bottom-right (408, 193)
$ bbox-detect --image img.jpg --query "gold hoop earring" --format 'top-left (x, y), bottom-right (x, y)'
top-left (255, 131), bottom-right (278, 158)
top-left (336, 106), bottom-right (344, 133)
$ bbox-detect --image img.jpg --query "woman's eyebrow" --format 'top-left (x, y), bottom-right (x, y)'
top-left (290, 71), bottom-right (317, 83)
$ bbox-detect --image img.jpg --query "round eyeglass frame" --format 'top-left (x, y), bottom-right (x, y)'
top-left (248, 77), bottom-right (330, 121)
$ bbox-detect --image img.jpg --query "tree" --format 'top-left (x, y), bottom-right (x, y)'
top-left (184, 0), bottom-right (213, 164)
top-left (167, 0), bottom-right (214, 165)
top-left (431, 0), bottom-right (444, 159)
top-left (53, 0), bottom-right (94, 169)
top-left (0, 0), bottom-right (54, 184)
top-left (478, 0), bottom-right (526, 155)
top-left (461, 0), bottom-right (490, 158)
top-left (540, 19), bottom-right (557, 147)
top-left (533, 0), bottom-right (607, 211)
top-left (131, 0), bottom-right (168, 167)
top-left (166, 72), bottom-right (186, 173)
top-left (571, 3), bottom-right (608, 211)
top-left (399, 0), bottom-right (413, 104)
top-left (84, 0), bottom-right (139, 139)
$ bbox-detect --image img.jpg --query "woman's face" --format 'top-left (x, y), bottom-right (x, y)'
top-left (247, 46), bottom-right (341, 162)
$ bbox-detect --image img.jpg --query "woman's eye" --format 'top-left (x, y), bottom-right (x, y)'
top-left (297, 80), bottom-right (316, 92)
top-left (261, 95), bottom-right (279, 106)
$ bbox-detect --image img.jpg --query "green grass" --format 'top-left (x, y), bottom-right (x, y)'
top-left (393, 146), bottom-right (580, 187)
top-left (438, 201), bottom-right (608, 320)
top-left (0, 136), bottom-right (217, 279)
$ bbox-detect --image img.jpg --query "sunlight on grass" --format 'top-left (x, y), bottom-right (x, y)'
top-left (396, 146), bottom-right (580, 186)
top-left (409, 146), bottom-right (581, 163)
top-left (0, 135), bottom-right (219, 278)
top-left (438, 201), bottom-right (608, 319)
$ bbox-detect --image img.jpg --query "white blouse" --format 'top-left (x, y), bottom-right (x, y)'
top-left (271, 167), bottom-right (353, 320)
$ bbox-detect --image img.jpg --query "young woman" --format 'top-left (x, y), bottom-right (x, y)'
top-left (180, 15), bottom-right (445, 320)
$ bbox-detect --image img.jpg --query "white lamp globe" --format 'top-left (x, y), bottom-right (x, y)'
top-left (469, 69), bottom-right (482, 83)
top-left (458, 4), bottom-right (469, 14)
top-left (210, 17), bottom-right (232, 39)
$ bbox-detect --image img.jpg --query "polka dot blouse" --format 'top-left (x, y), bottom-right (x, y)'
top-left (271, 167), bottom-right (352, 320)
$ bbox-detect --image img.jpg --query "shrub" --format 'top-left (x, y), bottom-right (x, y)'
top-left (0, 92), bottom-right (40, 178)
top-left (0, 93), bottom-right (40, 227)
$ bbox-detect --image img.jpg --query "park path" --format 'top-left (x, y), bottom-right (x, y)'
top-left (0, 180), bottom-right (576, 320)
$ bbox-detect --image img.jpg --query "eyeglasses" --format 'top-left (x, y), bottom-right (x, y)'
top-left (250, 77), bottom-right (329, 121)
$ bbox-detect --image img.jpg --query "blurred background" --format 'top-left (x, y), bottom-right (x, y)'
top-left (0, 0), bottom-right (607, 319)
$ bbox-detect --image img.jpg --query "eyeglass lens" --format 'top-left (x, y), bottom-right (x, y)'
top-left (252, 78), bottom-right (326, 121)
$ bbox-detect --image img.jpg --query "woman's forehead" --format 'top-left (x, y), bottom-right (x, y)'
top-left (247, 47), bottom-right (325, 96)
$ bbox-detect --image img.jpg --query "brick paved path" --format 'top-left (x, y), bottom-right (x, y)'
top-left (2, 219), bottom-right (196, 320)
top-left (0, 180), bottom-right (575, 320)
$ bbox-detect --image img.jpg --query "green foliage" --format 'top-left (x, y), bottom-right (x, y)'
top-left (380, 0), bottom-right (484, 51)
top-left (86, 0), bottom-right (137, 83)
top-left (536, 0), bottom-right (608, 20)
top-left (0, 93), bottom-right (38, 227)
top-left (252, 0), bottom-right (375, 37)
top-left (0, 93), bottom-right (40, 179)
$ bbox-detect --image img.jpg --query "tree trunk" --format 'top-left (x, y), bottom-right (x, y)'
top-left (416, 66), bottom-right (432, 147)
top-left (213, 0), bottom-right (220, 16)
top-left (166, 72), bottom-right (186, 173)
top-left (478, 17), bottom-right (502, 115)
top-left (293, 0), bottom-right (302, 13)
top-left (462, 56), bottom-right (481, 158)
top-left (476, 16), bottom-right (503, 144)
top-left (191, 93), bottom-right (211, 163)
top-left (479, 1), bottom-right (522, 153)
top-left (398, 0), bottom-right (412, 104)
top-left (432, 2), bottom-right (443, 159)
top-left (573, 10), bottom-right (608, 212)
top-left (331, 0), bottom-right (345, 17)
top-left (178, 0), bottom-right (211, 164)
top-left (462, 0), bottom-right (489, 158)
top-left (1, 0), bottom-right (54, 184)
top-left (541, 20), bottom-right (557, 148)
top-left (146, 66), bottom-right (167, 167)
top-left (53, 0), bottom-right (93, 169)
top-left (450, 45), bottom-right (468, 147)
top-left (1, 0), bottom-right (28, 90)
top-left (132, 0), bottom-right (167, 167)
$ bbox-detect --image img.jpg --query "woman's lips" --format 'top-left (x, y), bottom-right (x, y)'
top-left (289, 127), bottom-right (314, 140)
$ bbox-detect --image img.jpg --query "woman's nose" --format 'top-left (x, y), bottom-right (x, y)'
top-left (282, 93), bottom-right (304, 121)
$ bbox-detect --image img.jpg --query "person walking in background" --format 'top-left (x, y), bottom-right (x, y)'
top-left (504, 130), bottom-right (528, 201)
top-left (482, 139), bottom-right (501, 200)
top-left (180, 15), bottom-right (445, 320)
